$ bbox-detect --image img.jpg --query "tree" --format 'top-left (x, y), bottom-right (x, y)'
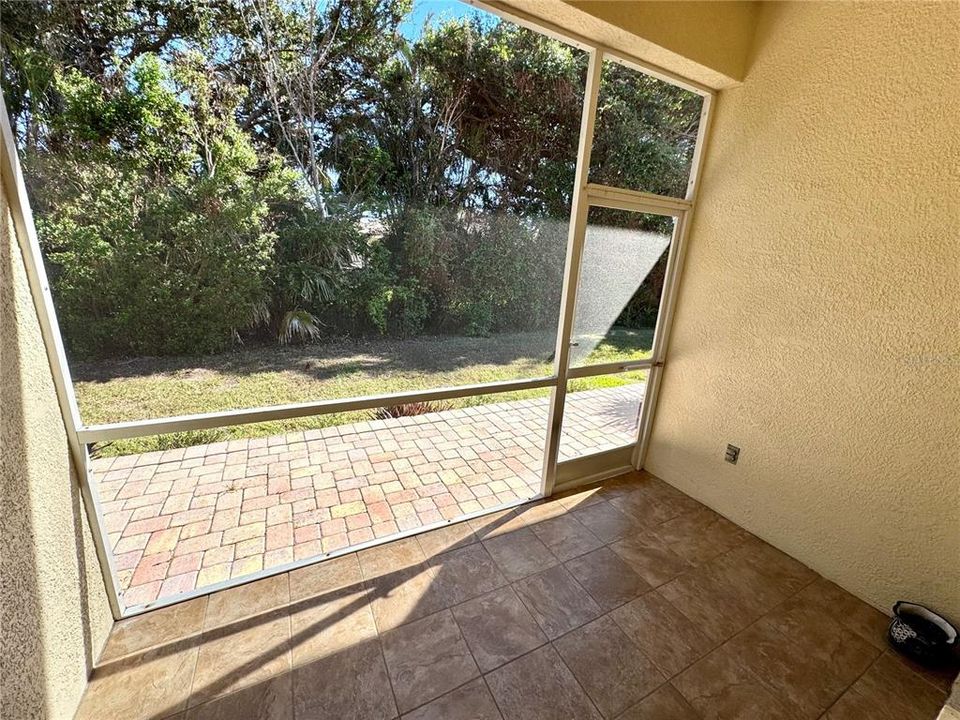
top-left (330, 38), bottom-right (473, 211)
top-left (1, 0), bottom-right (703, 356)
top-left (237, 0), bottom-right (409, 213)
top-left (0, 0), bottom-right (233, 148)
top-left (591, 62), bottom-right (703, 199)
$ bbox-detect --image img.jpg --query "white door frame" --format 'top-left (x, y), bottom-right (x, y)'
top-left (549, 193), bottom-right (690, 489)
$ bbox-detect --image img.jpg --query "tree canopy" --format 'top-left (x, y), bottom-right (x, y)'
top-left (1, 0), bottom-right (701, 359)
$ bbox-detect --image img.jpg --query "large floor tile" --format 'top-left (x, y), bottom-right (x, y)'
top-left (792, 578), bottom-right (890, 650)
top-left (513, 564), bottom-right (601, 640)
top-left (650, 507), bottom-right (752, 566)
top-left (721, 539), bottom-right (816, 599)
top-left (673, 644), bottom-right (802, 720)
top-left (609, 531), bottom-right (692, 588)
top-left (611, 591), bottom-right (715, 678)
top-left (825, 653), bottom-right (947, 720)
top-left (512, 499), bottom-right (569, 527)
top-left (658, 562), bottom-right (765, 645)
top-left (381, 609), bottom-right (479, 713)
top-left (570, 501), bottom-right (644, 543)
top-left (482, 527), bottom-right (558, 581)
top-left (358, 537), bottom-right (426, 579)
top-left (725, 622), bottom-right (869, 718)
top-left (755, 594), bottom-right (881, 696)
top-left (593, 471), bottom-right (649, 500)
top-left (415, 523), bottom-right (478, 558)
top-left (76, 639), bottom-right (199, 720)
top-left (608, 479), bottom-right (701, 527)
top-left (616, 684), bottom-right (702, 720)
top-left (100, 596), bottom-right (207, 663)
top-left (554, 484), bottom-right (605, 511)
top-left (191, 609), bottom-right (291, 705)
top-left (288, 583), bottom-right (378, 667)
top-left (289, 553), bottom-right (363, 602)
top-left (468, 508), bottom-right (530, 540)
top-left (204, 573), bottom-right (290, 630)
top-left (184, 673), bottom-right (292, 720)
top-left (485, 645), bottom-right (602, 720)
top-left (528, 514), bottom-right (603, 561)
top-left (564, 546), bottom-right (651, 611)
top-left (292, 638), bottom-right (397, 720)
top-left (401, 677), bottom-right (502, 720)
top-left (553, 615), bottom-right (666, 718)
top-left (425, 543), bottom-right (507, 605)
top-left (366, 563), bottom-right (450, 632)
top-left (451, 586), bottom-right (547, 672)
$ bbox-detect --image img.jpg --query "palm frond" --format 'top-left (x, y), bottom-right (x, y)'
top-left (370, 401), bottom-right (453, 420)
top-left (278, 308), bottom-right (322, 344)
top-left (250, 299), bottom-right (271, 327)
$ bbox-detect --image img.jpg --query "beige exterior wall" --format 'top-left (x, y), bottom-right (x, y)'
top-left (1, 180), bottom-right (113, 717)
top-left (495, 0), bottom-right (758, 88)
top-left (566, 0), bottom-right (758, 83)
top-left (646, 2), bottom-right (960, 618)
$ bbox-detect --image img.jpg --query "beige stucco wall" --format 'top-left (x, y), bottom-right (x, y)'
top-left (495, 0), bottom-right (758, 88)
top-left (646, 2), bottom-right (960, 619)
top-left (566, 0), bottom-right (758, 83)
top-left (1, 180), bottom-right (113, 716)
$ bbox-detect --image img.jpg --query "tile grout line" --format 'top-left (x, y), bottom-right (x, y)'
top-left (183, 595), bottom-right (210, 713)
top-left (375, 634), bottom-right (403, 720)
top-left (479, 674), bottom-right (507, 720)
top-left (284, 572), bottom-right (296, 718)
top-left (820, 651), bottom-right (887, 717)
top-left (439, 575), bottom-right (530, 719)
top-left (548, 638), bottom-right (607, 718)
top-left (659, 558), bottom-right (848, 717)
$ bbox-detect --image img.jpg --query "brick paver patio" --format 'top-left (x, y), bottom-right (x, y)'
top-left (92, 384), bottom-right (644, 608)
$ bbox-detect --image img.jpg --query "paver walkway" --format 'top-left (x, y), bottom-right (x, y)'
top-left (92, 384), bottom-right (644, 608)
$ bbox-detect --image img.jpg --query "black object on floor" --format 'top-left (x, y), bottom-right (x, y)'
top-left (888, 600), bottom-right (957, 666)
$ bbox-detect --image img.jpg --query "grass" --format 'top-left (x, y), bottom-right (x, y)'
top-left (78, 326), bottom-right (653, 456)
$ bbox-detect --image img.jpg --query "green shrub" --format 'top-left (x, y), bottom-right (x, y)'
top-left (368, 205), bottom-right (566, 337)
top-left (27, 55), bottom-right (299, 359)
top-left (361, 276), bottom-right (430, 337)
top-left (37, 156), bottom-right (278, 358)
top-left (269, 209), bottom-right (368, 342)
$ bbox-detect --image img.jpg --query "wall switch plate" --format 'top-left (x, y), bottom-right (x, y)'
top-left (725, 444), bottom-right (740, 464)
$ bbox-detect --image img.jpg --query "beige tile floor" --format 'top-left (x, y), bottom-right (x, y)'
top-left (92, 385), bottom-right (643, 608)
top-left (76, 471), bottom-right (958, 720)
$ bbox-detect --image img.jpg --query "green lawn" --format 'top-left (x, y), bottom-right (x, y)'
top-left (78, 327), bottom-right (653, 456)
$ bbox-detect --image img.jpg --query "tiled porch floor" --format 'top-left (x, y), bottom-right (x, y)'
top-left (76, 470), bottom-right (957, 720)
top-left (93, 385), bottom-right (643, 607)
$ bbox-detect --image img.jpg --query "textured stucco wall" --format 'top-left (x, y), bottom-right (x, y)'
top-left (495, 0), bottom-right (758, 88)
top-left (646, 2), bottom-right (960, 619)
top-left (566, 0), bottom-right (758, 83)
top-left (1, 181), bottom-right (113, 716)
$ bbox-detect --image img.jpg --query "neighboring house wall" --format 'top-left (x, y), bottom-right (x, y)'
top-left (0, 179), bottom-right (113, 716)
top-left (646, 2), bottom-right (960, 618)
